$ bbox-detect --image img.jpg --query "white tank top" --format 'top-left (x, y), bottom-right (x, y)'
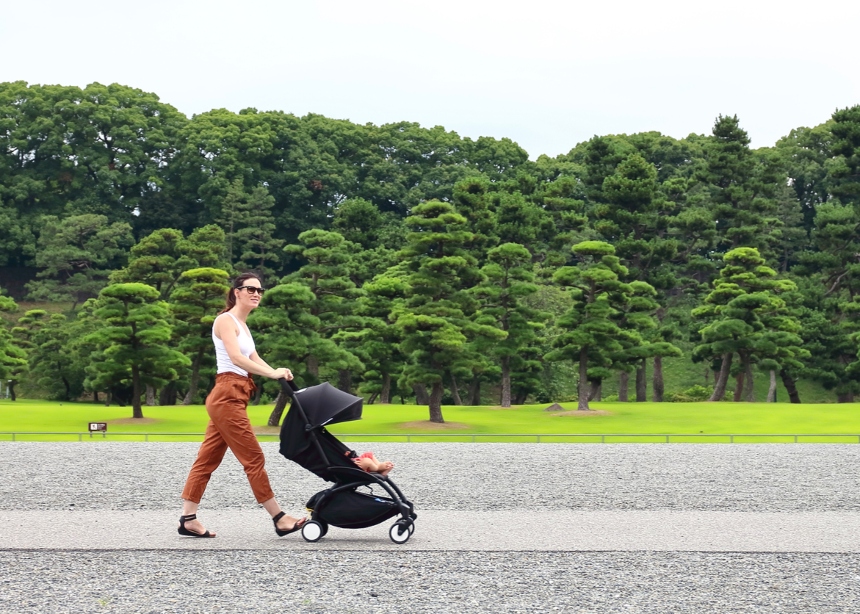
top-left (213, 312), bottom-right (256, 376)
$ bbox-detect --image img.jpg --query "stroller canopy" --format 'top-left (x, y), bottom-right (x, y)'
top-left (293, 382), bottom-right (363, 428)
top-left (280, 382), bottom-right (363, 473)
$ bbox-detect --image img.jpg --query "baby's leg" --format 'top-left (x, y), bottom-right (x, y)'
top-left (354, 457), bottom-right (375, 472)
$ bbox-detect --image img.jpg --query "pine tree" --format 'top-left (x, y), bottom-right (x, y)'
top-left (693, 248), bottom-right (806, 402)
top-left (86, 283), bottom-right (190, 418)
top-left (545, 241), bottom-right (634, 411)
top-left (394, 200), bottom-right (501, 422)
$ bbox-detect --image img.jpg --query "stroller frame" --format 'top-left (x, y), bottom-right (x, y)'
top-left (280, 380), bottom-right (417, 544)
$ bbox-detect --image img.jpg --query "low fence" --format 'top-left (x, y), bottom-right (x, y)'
top-left (2, 432), bottom-right (860, 443)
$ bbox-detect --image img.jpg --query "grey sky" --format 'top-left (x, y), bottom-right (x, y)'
top-left (3, 0), bottom-right (858, 158)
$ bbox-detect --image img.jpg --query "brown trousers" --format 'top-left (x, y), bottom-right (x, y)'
top-left (181, 372), bottom-right (275, 504)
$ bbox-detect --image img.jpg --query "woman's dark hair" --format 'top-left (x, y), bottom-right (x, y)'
top-left (219, 272), bottom-right (263, 314)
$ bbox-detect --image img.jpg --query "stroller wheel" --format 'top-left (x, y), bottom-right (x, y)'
top-left (302, 520), bottom-right (324, 543)
top-left (389, 519), bottom-right (413, 545)
top-left (318, 520), bottom-right (329, 537)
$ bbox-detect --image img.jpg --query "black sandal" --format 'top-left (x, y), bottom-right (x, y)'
top-left (273, 511), bottom-right (306, 537)
top-left (178, 514), bottom-right (215, 538)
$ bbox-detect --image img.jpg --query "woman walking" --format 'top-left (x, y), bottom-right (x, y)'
top-left (178, 272), bottom-right (306, 538)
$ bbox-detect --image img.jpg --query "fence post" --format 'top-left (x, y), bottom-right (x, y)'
top-left (730, 435), bottom-right (734, 443)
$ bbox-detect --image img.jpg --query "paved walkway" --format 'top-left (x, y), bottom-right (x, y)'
top-left (3, 509), bottom-right (859, 552)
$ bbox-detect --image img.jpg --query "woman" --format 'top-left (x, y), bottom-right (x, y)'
top-left (178, 272), bottom-right (306, 538)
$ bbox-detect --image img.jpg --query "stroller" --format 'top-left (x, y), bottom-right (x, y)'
top-left (278, 379), bottom-right (417, 544)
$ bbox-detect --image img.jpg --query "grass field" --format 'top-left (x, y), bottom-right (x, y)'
top-left (1, 398), bottom-right (859, 443)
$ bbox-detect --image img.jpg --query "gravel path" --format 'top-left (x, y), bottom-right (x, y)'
top-left (2, 442), bottom-right (859, 512)
top-left (2, 442), bottom-right (860, 612)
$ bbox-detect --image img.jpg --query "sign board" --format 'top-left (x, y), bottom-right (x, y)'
top-left (88, 422), bottom-right (108, 432)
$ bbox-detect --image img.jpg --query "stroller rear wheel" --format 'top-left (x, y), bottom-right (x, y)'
top-left (302, 520), bottom-right (325, 543)
top-left (389, 518), bottom-right (414, 544)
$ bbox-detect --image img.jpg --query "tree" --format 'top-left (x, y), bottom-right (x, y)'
top-left (28, 313), bottom-right (84, 401)
top-left (351, 268), bottom-right (409, 404)
top-left (698, 115), bottom-right (781, 256)
top-left (26, 214), bottom-right (134, 308)
top-left (693, 248), bottom-right (806, 402)
top-left (475, 243), bottom-right (548, 407)
top-left (251, 282), bottom-right (356, 425)
top-left (394, 200), bottom-right (500, 422)
top-left (218, 179), bottom-right (284, 280)
top-left (110, 225), bottom-right (228, 299)
top-left (169, 268), bottom-right (231, 404)
top-left (0, 292), bottom-right (25, 397)
top-left (545, 241), bottom-right (633, 411)
top-left (8, 309), bottom-right (49, 400)
top-left (282, 229), bottom-right (364, 387)
top-left (86, 283), bottom-right (189, 418)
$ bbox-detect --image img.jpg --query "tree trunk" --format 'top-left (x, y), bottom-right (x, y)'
top-left (450, 374), bottom-right (463, 405)
top-left (779, 369), bottom-right (801, 403)
top-left (635, 361), bottom-right (647, 402)
top-left (513, 391), bottom-right (527, 405)
top-left (618, 372), bottom-right (629, 402)
top-left (183, 348), bottom-right (204, 405)
top-left (91, 390), bottom-right (97, 403)
top-left (160, 382), bottom-right (178, 406)
top-left (132, 366), bottom-right (144, 419)
top-left (368, 392), bottom-right (379, 404)
top-left (500, 356), bottom-right (512, 408)
top-left (743, 358), bottom-right (755, 402)
top-left (429, 381), bottom-right (445, 423)
top-left (413, 384), bottom-right (429, 405)
top-left (267, 392), bottom-right (289, 427)
top-left (767, 370), bottom-right (777, 403)
top-left (8, 382), bottom-right (16, 401)
top-left (338, 369), bottom-right (352, 394)
top-left (104, 391), bottom-right (112, 407)
top-left (145, 384), bottom-right (156, 406)
top-left (577, 348), bottom-right (590, 411)
top-left (380, 373), bottom-right (391, 404)
top-left (469, 376), bottom-right (481, 405)
top-left (709, 353), bottom-right (733, 401)
top-left (653, 356), bottom-right (664, 402)
top-left (307, 355), bottom-right (319, 379)
top-left (588, 381), bottom-right (601, 402)
top-left (733, 371), bottom-right (744, 402)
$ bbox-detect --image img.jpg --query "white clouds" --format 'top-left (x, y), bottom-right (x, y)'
top-left (2, 0), bottom-right (858, 157)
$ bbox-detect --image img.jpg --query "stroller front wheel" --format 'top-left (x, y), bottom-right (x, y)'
top-left (302, 520), bottom-right (325, 543)
top-left (389, 519), bottom-right (414, 544)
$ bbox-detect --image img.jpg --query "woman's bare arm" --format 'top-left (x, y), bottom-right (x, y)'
top-left (214, 315), bottom-right (286, 379)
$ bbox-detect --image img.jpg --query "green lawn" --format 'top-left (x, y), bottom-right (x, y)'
top-left (1, 398), bottom-right (859, 443)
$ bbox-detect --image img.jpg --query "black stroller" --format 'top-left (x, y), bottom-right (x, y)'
top-left (278, 379), bottom-right (417, 544)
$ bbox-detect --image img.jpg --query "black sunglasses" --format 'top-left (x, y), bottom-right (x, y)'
top-left (236, 285), bottom-right (265, 295)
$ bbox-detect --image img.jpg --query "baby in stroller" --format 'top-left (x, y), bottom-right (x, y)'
top-left (350, 450), bottom-right (394, 476)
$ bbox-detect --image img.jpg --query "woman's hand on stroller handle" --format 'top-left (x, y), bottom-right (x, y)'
top-left (270, 367), bottom-right (292, 380)
top-left (279, 376), bottom-right (299, 395)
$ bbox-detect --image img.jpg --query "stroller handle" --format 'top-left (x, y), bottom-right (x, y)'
top-left (279, 377), bottom-right (299, 397)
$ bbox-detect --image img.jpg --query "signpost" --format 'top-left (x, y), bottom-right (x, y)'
top-left (88, 422), bottom-right (107, 438)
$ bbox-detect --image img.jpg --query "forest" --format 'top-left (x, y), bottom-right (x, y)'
top-left (0, 80), bottom-right (858, 421)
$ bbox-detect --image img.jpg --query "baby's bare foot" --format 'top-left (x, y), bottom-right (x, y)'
top-left (379, 461), bottom-right (394, 476)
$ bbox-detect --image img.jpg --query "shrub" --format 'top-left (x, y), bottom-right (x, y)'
top-left (667, 385), bottom-right (712, 402)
